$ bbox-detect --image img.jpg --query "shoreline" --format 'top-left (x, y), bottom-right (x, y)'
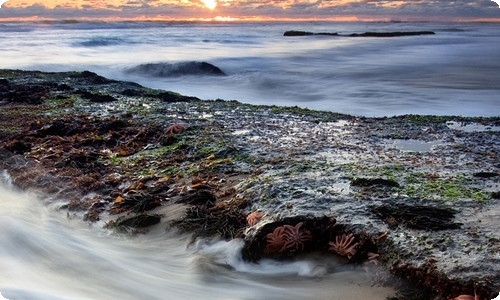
top-left (1, 69), bottom-right (499, 300)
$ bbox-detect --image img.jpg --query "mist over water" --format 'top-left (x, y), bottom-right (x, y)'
top-left (0, 21), bottom-right (499, 116)
top-left (0, 172), bottom-right (395, 299)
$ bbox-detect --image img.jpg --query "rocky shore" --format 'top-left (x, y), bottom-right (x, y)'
top-left (1, 69), bottom-right (499, 300)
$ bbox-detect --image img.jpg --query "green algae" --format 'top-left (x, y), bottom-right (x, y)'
top-left (341, 163), bottom-right (490, 202)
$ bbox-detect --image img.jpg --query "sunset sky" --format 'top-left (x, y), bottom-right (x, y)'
top-left (1, 0), bottom-right (499, 22)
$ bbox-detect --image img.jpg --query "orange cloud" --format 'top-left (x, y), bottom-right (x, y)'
top-left (1, 0), bottom-right (499, 21)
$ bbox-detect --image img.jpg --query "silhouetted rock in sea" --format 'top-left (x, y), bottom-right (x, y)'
top-left (283, 31), bottom-right (339, 36)
top-left (126, 61), bottom-right (226, 77)
top-left (284, 30), bottom-right (435, 37)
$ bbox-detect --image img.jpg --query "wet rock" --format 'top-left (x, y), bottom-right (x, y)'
top-left (351, 177), bottom-right (400, 187)
top-left (57, 83), bottom-right (72, 91)
top-left (4, 140), bottom-right (31, 154)
top-left (38, 119), bottom-right (80, 136)
top-left (473, 172), bottom-right (499, 178)
top-left (0, 84), bottom-right (49, 104)
top-left (69, 70), bottom-right (115, 84)
top-left (149, 91), bottom-right (199, 103)
top-left (121, 88), bottom-right (143, 96)
top-left (2, 69), bottom-right (500, 300)
top-left (371, 203), bottom-right (462, 230)
top-left (126, 61), bottom-right (226, 77)
top-left (78, 89), bottom-right (117, 102)
top-left (0, 78), bottom-right (9, 87)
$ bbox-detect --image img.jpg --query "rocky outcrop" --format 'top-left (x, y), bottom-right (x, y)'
top-left (1, 69), bottom-right (499, 300)
top-left (284, 30), bottom-right (436, 37)
top-left (125, 61), bottom-right (226, 77)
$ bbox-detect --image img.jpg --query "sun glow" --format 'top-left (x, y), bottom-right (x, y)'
top-left (201, 0), bottom-right (217, 10)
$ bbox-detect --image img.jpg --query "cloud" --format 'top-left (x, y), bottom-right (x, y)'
top-left (0, 0), bottom-right (9, 8)
top-left (0, 0), bottom-right (499, 20)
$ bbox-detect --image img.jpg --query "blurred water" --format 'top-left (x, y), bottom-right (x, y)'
top-left (0, 21), bottom-right (499, 116)
top-left (0, 172), bottom-right (395, 300)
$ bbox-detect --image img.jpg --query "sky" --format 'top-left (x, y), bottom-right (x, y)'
top-left (0, 0), bottom-right (499, 22)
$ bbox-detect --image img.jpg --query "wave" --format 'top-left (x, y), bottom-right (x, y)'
top-left (125, 61), bottom-right (226, 77)
top-left (437, 28), bottom-right (465, 32)
top-left (73, 37), bottom-right (131, 47)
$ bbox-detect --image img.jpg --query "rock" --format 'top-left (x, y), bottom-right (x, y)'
top-left (1, 69), bottom-right (499, 300)
top-left (284, 30), bottom-right (338, 36)
top-left (150, 91), bottom-right (199, 103)
top-left (4, 140), bottom-right (31, 154)
top-left (284, 30), bottom-right (436, 37)
top-left (351, 177), bottom-right (400, 187)
top-left (77, 89), bottom-right (117, 102)
top-left (0, 84), bottom-right (49, 104)
top-left (126, 61), bottom-right (226, 77)
top-left (69, 70), bottom-right (116, 84)
top-left (346, 31), bottom-right (435, 37)
top-left (473, 172), bottom-right (499, 178)
top-left (283, 31), bottom-right (314, 36)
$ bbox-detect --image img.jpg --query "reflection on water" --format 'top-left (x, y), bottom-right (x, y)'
top-left (446, 121), bottom-right (500, 133)
top-left (0, 171), bottom-right (395, 300)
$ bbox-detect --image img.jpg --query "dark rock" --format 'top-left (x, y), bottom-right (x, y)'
top-left (69, 70), bottom-right (115, 84)
top-left (371, 203), bottom-right (462, 230)
top-left (57, 83), bottom-right (72, 91)
top-left (150, 91), bottom-right (199, 103)
top-left (283, 31), bottom-right (315, 36)
top-left (473, 172), bottom-right (499, 178)
top-left (39, 119), bottom-right (79, 136)
top-left (0, 84), bottom-right (49, 104)
top-left (77, 89), bottom-right (117, 102)
top-left (284, 30), bottom-right (435, 38)
top-left (126, 61), bottom-right (226, 77)
top-left (98, 118), bottom-right (128, 133)
top-left (284, 31), bottom-right (339, 36)
top-left (4, 140), bottom-right (31, 154)
top-left (121, 88), bottom-right (143, 96)
top-left (0, 78), bottom-right (9, 87)
top-left (351, 177), bottom-right (400, 187)
top-left (346, 31), bottom-right (435, 37)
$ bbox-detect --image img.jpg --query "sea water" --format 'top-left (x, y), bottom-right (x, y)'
top-left (0, 21), bottom-right (499, 116)
top-left (0, 171), bottom-right (395, 299)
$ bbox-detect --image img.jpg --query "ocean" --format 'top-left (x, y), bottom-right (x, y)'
top-left (0, 21), bottom-right (499, 116)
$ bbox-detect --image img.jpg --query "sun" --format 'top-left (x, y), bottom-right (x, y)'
top-left (201, 0), bottom-right (217, 10)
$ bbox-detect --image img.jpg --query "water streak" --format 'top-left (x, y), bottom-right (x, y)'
top-left (0, 21), bottom-right (499, 116)
top-left (0, 173), bottom-right (394, 300)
